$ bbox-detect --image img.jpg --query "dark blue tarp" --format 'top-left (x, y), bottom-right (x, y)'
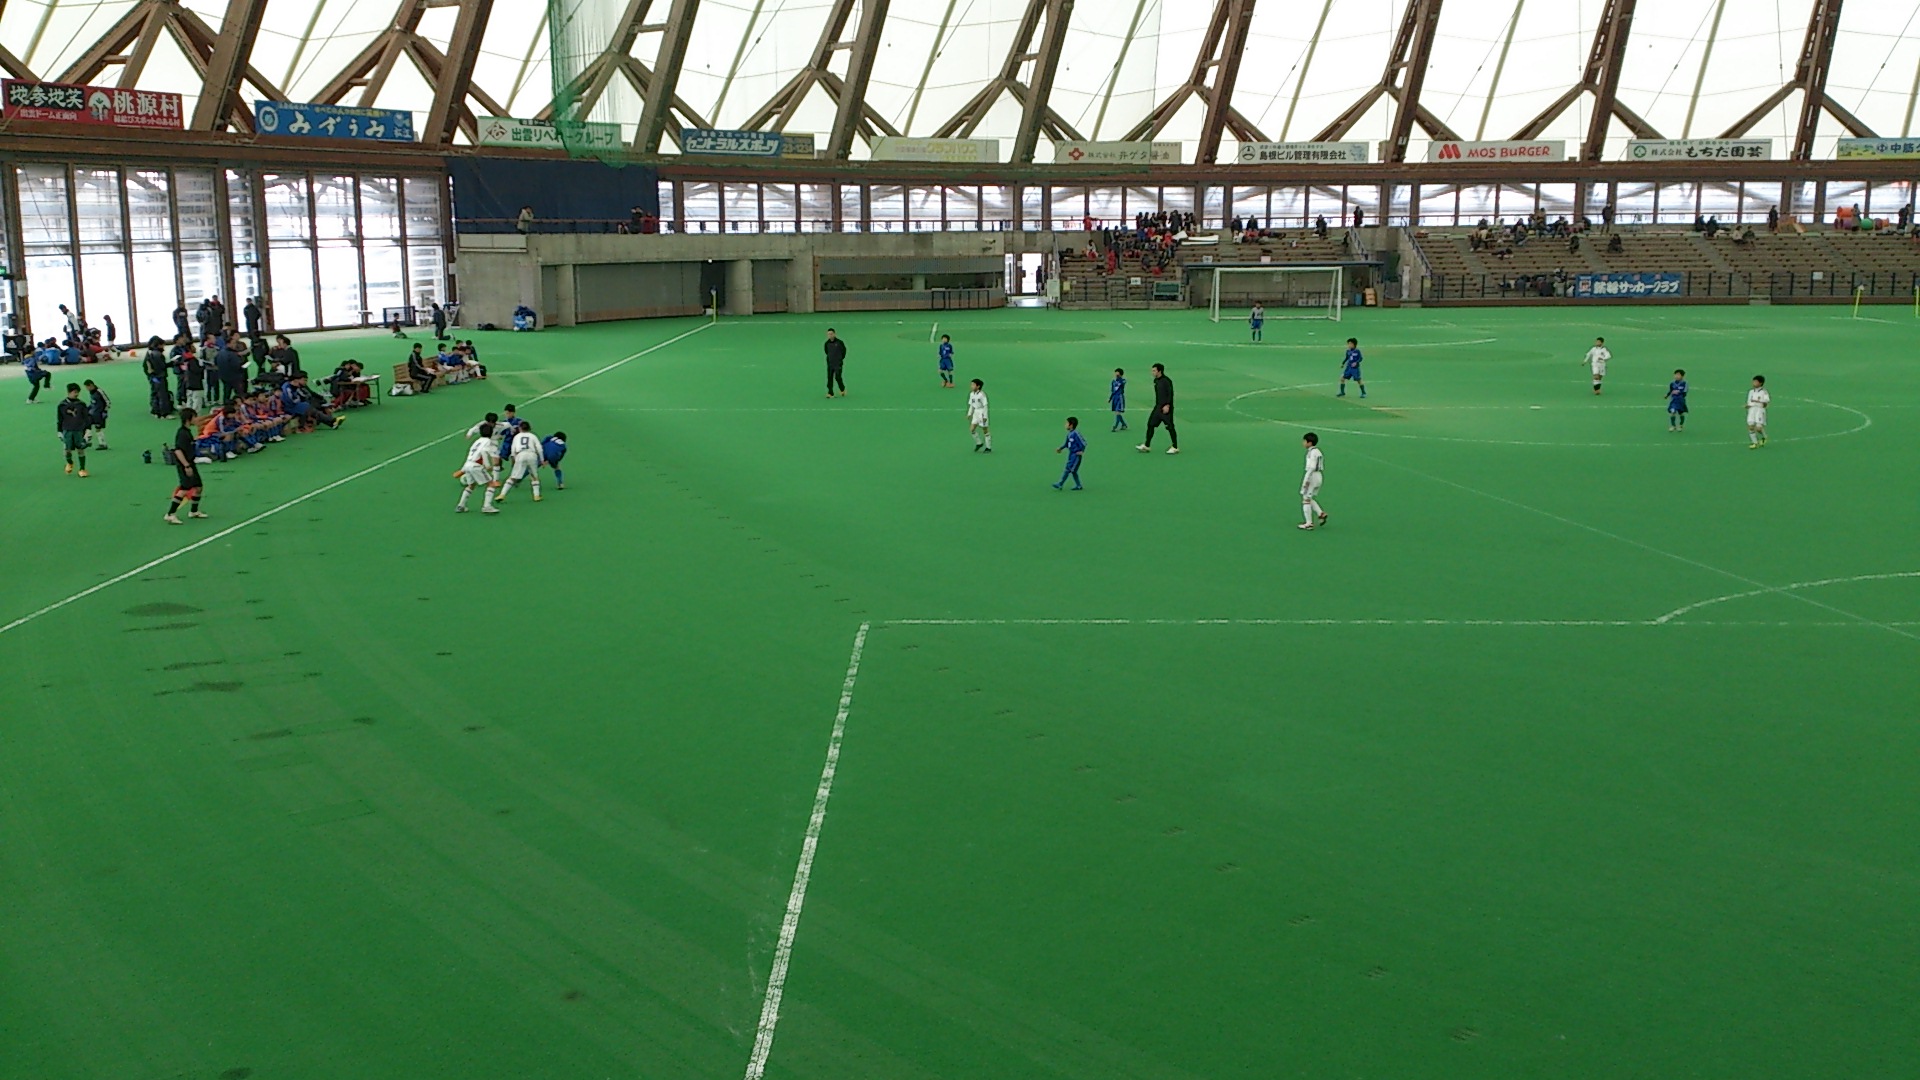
top-left (448, 158), bottom-right (660, 233)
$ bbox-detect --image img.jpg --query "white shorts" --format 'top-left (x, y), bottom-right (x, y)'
top-left (508, 453), bottom-right (540, 481)
top-left (969, 415), bottom-right (989, 428)
top-left (1747, 408), bottom-right (1767, 427)
top-left (1591, 362), bottom-right (1607, 376)
top-left (460, 465), bottom-right (495, 487)
top-left (1302, 475), bottom-right (1323, 499)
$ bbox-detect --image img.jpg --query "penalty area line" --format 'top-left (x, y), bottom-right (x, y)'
top-left (0, 321), bottom-right (713, 640)
top-left (745, 621), bottom-right (870, 1080)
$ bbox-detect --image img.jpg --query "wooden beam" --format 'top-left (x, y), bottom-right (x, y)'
top-left (119, 3), bottom-right (169, 87)
top-left (55, 2), bottom-right (150, 84)
top-left (191, 0), bottom-right (270, 130)
top-left (1581, 0), bottom-right (1636, 160)
top-left (426, 0), bottom-right (495, 145)
top-left (826, 0), bottom-right (889, 158)
top-left (1384, 0), bottom-right (1443, 163)
top-left (1791, 0), bottom-right (1845, 159)
top-left (634, 0), bottom-right (702, 153)
top-left (1011, 0), bottom-right (1073, 163)
top-left (1196, 0), bottom-right (1256, 163)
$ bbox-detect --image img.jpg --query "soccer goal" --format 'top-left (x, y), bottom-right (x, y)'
top-left (1208, 265), bottom-right (1344, 322)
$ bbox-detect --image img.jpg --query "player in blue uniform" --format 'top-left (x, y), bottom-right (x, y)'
top-left (1666, 369), bottom-right (1688, 431)
top-left (1338, 338), bottom-right (1365, 397)
top-left (542, 430), bottom-right (568, 489)
top-left (1053, 416), bottom-right (1086, 490)
top-left (1109, 368), bottom-right (1128, 431)
top-left (937, 334), bottom-right (955, 388)
top-left (1249, 303), bottom-right (1265, 342)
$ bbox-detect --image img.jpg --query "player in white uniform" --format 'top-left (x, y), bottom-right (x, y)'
top-left (967, 378), bottom-right (992, 453)
top-left (456, 422), bottom-right (502, 513)
top-left (1583, 337), bottom-right (1611, 395)
top-left (1298, 432), bottom-right (1327, 530)
top-left (496, 424), bottom-right (544, 502)
top-left (1746, 375), bottom-right (1770, 448)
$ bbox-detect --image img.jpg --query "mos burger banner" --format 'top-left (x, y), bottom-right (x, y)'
top-left (1425, 139), bottom-right (1565, 163)
top-left (3, 79), bottom-right (183, 128)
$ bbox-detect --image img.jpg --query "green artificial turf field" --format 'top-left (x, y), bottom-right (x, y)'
top-left (3, 304), bottom-right (1917, 1079)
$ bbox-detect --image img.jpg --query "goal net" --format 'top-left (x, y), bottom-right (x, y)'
top-left (1208, 266), bottom-right (1343, 322)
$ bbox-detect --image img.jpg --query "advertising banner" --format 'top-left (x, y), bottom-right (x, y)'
top-left (780, 132), bottom-right (817, 158)
top-left (3, 80), bottom-right (183, 128)
top-left (1626, 139), bottom-right (1770, 161)
top-left (1236, 141), bottom-right (1370, 165)
top-left (1574, 272), bottom-right (1684, 299)
top-left (1051, 141), bottom-right (1181, 165)
top-left (1425, 139), bottom-right (1565, 162)
top-left (256, 100), bottom-right (414, 141)
top-left (478, 116), bottom-right (622, 150)
top-left (871, 137), bottom-right (1000, 163)
top-left (681, 128), bottom-right (785, 156)
top-left (1836, 138), bottom-right (1920, 161)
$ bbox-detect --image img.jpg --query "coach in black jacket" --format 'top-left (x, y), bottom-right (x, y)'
top-left (824, 328), bottom-right (847, 398)
top-left (1139, 363), bottom-right (1178, 454)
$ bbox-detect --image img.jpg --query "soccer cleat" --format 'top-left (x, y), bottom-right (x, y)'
top-left (1748, 443), bottom-right (1759, 450)
top-left (1317, 511), bottom-right (1328, 526)
top-left (195, 456), bottom-right (214, 464)
top-left (972, 444), bottom-right (981, 452)
top-left (1136, 444), bottom-right (1150, 452)
top-left (163, 514), bottom-right (182, 525)
top-left (77, 469), bottom-right (88, 477)
top-left (1297, 523), bottom-right (1315, 530)
top-left (1166, 447), bottom-right (1179, 454)
top-left (982, 447), bottom-right (992, 453)
top-left (1336, 390), bottom-right (1345, 397)
top-left (455, 506), bottom-right (468, 513)
top-left (1052, 482), bottom-right (1064, 490)
top-left (532, 494), bottom-right (542, 502)
top-left (481, 506), bottom-right (500, 514)
top-left (64, 463), bottom-right (73, 474)
top-left (188, 511), bottom-right (207, 519)
top-left (556, 483), bottom-right (565, 490)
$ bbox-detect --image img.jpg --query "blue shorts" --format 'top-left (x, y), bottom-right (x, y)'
top-left (939, 360), bottom-right (953, 371)
top-left (1668, 400), bottom-right (1688, 414)
top-left (1343, 367), bottom-right (1361, 379)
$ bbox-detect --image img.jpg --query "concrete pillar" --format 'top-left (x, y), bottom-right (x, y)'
top-left (912, 273), bottom-right (927, 290)
top-left (555, 265), bottom-right (577, 327)
top-left (727, 258), bottom-right (755, 316)
top-left (789, 256), bottom-right (814, 313)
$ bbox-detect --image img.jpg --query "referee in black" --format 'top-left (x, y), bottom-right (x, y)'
top-left (1137, 362), bottom-right (1178, 454)
top-left (824, 328), bottom-right (847, 397)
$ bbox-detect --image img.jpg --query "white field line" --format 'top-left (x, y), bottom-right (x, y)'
top-left (0, 322), bottom-right (713, 639)
top-left (1177, 338), bottom-right (1497, 349)
top-left (745, 621), bottom-right (870, 1080)
top-left (886, 618), bottom-right (1918, 628)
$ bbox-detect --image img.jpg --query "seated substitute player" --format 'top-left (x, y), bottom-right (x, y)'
top-left (456, 421), bottom-right (502, 513)
top-left (968, 379), bottom-right (992, 453)
top-left (496, 423), bottom-right (544, 503)
top-left (1338, 339), bottom-right (1365, 397)
top-left (938, 334), bottom-right (955, 388)
top-left (1109, 368), bottom-right (1128, 431)
top-left (1053, 416), bottom-right (1086, 490)
top-left (1249, 303), bottom-right (1265, 342)
top-left (1746, 375), bottom-right (1769, 448)
top-left (542, 430), bottom-right (568, 490)
top-left (1583, 337), bottom-right (1610, 395)
top-left (1298, 432), bottom-right (1327, 530)
top-left (1666, 369), bottom-right (1688, 431)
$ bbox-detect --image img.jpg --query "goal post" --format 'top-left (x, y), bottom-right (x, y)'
top-left (1208, 266), bottom-right (1344, 323)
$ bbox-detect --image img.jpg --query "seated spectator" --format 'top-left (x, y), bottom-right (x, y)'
top-left (1314, 215), bottom-right (1329, 239)
top-left (436, 344), bottom-right (473, 384)
top-left (1607, 232), bottom-right (1624, 254)
top-left (1567, 232), bottom-right (1581, 253)
top-left (1734, 226), bottom-right (1757, 246)
top-left (329, 360), bottom-right (371, 408)
top-left (268, 335), bottom-right (302, 378)
top-left (280, 373), bottom-right (341, 430)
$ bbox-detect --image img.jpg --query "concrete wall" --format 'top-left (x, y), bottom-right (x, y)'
top-left (454, 229), bottom-right (1071, 327)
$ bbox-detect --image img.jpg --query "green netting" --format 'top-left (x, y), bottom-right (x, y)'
top-left (548, 0), bottom-right (629, 162)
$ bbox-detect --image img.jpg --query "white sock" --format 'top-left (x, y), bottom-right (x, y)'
top-left (531, 479), bottom-right (541, 497)
top-left (482, 487), bottom-right (496, 508)
top-left (458, 487), bottom-right (471, 509)
top-left (1749, 430), bottom-right (1759, 444)
top-left (1303, 503), bottom-right (1315, 525)
top-left (972, 431), bottom-right (982, 446)
top-left (983, 434), bottom-right (992, 449)
top-left (1311, 500), bottom-right (1323, 518)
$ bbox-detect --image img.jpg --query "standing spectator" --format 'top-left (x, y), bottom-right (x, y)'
top-left (1136, 363), bottom-right (1178, 455)
top-left (1314, 215), bottom-right (1328, 239)
top-left (173, 300), bottom-right (191, 341)
top-left (516, 205), bottom-right (534, 234)
top-left (214, 337), bottom-right (247, 404)
top-left (1767, 205), bottom-right (1780, 232)
top-left (1352, 207), bottom-right (1364, 229)
top-left (102, 314), bottom-right (117, 349)
top-left (83, 378), bottom-right (110, 449)
top-left (1601, 201), bottom-right (1616, 232)
top-left (431, 302), bottom-right (449, 341)
top-left (824, 328), bottom-right (847, 398)
top-left (164, 409), bottom-right (207, 524)
top-left (195, 297), bottom-right (215, 339)
top-left (243, 296), bottom-right (263, 337)
top-left (1900, 203), bottom-right (1913, 232)
top-left (57, 383), bottom-right (91, 476)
